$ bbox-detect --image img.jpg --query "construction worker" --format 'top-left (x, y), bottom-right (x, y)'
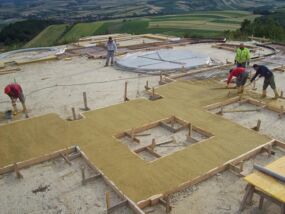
top-left (235, 43), bottom-right (250, 68)
top-left (227, 67), bottom-right (249, 94)
top-left (250, 64), bottom-right (279, 99)
top-left (105, 37), bottom-right (117, 66)
top-left (4, 83), bottom-right (27, 116)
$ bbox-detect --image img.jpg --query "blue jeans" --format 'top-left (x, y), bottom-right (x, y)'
top-left (106, 51), bottom-right (115, 65)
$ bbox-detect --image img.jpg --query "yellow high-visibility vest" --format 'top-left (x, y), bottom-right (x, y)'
top-left (235, 48), bottom-right (250, 64)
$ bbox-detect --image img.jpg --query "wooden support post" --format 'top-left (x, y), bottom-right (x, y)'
top-left (82, 92), bottom-right (90, 111)
top-left (72, 107), bottom-right (76, 120)
top-left (240, 161), bottom-right (244, 172)
top-left (14, 163), bottom-right (23, 179)
top-left (171, 116), bottom-right (175, 128)
top-left (218, 106), bottom-right (224, 115)
top-left (60, 153), bottom-right (72, 165)
top-left (106, 192), bottom-right (111, 210)
top-left (239, 184), bottom-right (255, 211)
top-left (252, 119), bottom-right (261, 131)
top-left (165, 196), bottom-right (171, 213)
top-left (150, 138), bottom-right (156, 151)
top-left (279, 106), bottom-right (284, 119)
top-left (124, 81), bottom-right (129, 102)
top-left (188, 123), bottom-right (192, 137)
top-left (229, 163), bottom-right (243, 176)
top-left (159, 72), bottom-right (166, 85)
top-left (259, 196), bottom-right (264, 210)
top-left (145, 80), bottom-right (150, 90)
top-left (267, 144), bottom-right (272, 158)
top-left (131, 128), bottom-right (135, 141)
top-left (281, 91), bottom-right (284, 98)
top-left (152, 87), bottom-right (155, 97)
top-left (81, 166), bottom-right (86, 185)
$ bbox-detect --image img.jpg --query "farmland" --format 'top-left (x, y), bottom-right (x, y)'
top-left (26, 10), bottom-right (260, 47)
top-left (25, 24), bottom-right (70, 48)
top-left (0, 0), bottom-right (283, 23)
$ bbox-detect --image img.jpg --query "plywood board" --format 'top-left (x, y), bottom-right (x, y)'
top-left (245, 156), bottom-right (285, 203)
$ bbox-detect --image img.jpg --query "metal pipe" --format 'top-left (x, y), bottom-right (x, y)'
top-left (254, 164), bottom-right (285, 183)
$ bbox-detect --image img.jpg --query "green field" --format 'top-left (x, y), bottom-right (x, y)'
top-left (59, 22), bottom-right (103, 43)
top-left (25, 24), bottom-right (70, 48)
top-left (27, 10), bottom-right (260, 47)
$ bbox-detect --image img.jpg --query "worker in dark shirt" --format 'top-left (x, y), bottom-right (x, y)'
top-left (250, 64), bottom-right (279, 99)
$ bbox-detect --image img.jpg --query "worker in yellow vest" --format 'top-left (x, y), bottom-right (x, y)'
top-left (235, 43), bottom-right (250, 68)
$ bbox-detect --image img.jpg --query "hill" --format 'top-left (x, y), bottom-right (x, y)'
top-left (25, 24), bottom-right (70, 48)
top-left (0, 0), bottom-right (284, 23)
top-left (24, 10), bottom-right (258, 48)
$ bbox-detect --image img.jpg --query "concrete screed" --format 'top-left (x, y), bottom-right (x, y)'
top-left (0, 156), bottom-right (134, 214)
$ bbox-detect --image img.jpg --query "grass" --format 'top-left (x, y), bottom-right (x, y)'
top-left (59, 22), bottom-right (103, 43)
top-left (25, 24), bottom-right (70, 48)
top-left (26, 10), bottom-right (259, 47)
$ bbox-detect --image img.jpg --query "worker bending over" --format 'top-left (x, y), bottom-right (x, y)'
top-left (4, 83), bottom-right (28, 116)
top-left (227, 67), bottom-right (249, 94)
top-left (105, 37), bottom-right (117, 66)
top-left (235, 43), bottom-right (250, 68)
top-left (250, 64), bottom-right (279, 99)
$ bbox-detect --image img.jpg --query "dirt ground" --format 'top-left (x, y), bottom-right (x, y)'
top-left (0, 156), bottom-right (134, 214)
top-left (0, 56), bottom-right (160, 122)
top-left (210, 102), bottom-right (285, 142)
top-left (144, 147), bottom-right (285, 214)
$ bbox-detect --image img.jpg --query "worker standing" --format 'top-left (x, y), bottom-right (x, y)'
top-left (105, 37), bottom-right (117, 67)
top-left (4, 83), bottom-right (28, 117)
top-left (250, 64), bottom-right (279, 99)
top-left (227, 67), bottom-right (249, 94)
top-left (235, 43), bottom-right (250, 68)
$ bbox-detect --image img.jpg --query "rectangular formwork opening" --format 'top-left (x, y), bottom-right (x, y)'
top-left (206, 97), bottom-right (285, 141)
top-left (115, 116), bottom-right (213, 162)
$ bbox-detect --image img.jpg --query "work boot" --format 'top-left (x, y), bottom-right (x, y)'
top-left (261, 90), bottom-right (266, 98)
top-left (273, 89), bottom-right (279, 99)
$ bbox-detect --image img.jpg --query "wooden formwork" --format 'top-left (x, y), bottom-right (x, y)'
top-left (0, 146), bottom-right (144, 214)
top-left (138, 139), bottom-right (285, 209)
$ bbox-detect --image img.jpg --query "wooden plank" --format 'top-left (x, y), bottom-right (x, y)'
top-left (146, 147), bottom-right (161, 158)
top-left (205, 96), bottom-right (240, 110)
top-left (60, 153), bottom-right (72, 165)
top-left (84, 174), bottom-right (102, 184)
top-left (107, 200), bottom-right (128, 213)
top-left (160, 122), bottom-right (176, 133)
top-left (0, 146), bottom-right (76, 175)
